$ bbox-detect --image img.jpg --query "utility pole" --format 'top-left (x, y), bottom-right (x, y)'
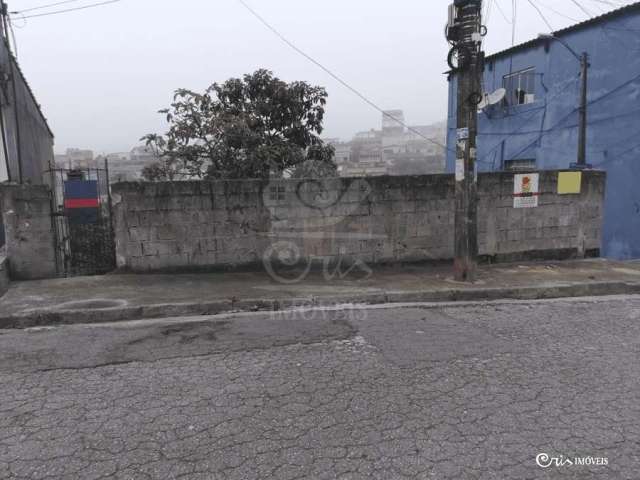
top-left (577, 52), bottom-right (589, 168)
top-left (538, 34), bottom-right (590, 169)
top-left (447, 0), bottom-right (484, 282)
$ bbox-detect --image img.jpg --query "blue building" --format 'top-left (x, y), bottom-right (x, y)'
top-left (446, 2), bottom-right (640, 259)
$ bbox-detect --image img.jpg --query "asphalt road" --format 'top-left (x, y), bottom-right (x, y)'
top-left (1, 296), bottom-right (639, 479)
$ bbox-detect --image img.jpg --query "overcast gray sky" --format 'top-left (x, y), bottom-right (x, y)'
top-left (9, 0), bottom-right (635, 154)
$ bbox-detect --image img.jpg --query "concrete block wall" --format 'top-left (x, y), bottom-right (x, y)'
top-left (478, 171), bottom-right (604, 259)
top-left (112, 171), bottom-right (605, 272)
top-left (0, 184), bottom-right (57, 280)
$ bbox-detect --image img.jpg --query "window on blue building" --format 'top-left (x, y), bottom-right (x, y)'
top-left (503, 68), bottom-right (536, 106)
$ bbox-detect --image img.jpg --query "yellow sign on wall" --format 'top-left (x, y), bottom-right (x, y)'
top-left (558, 172), bottom-right (582, 195)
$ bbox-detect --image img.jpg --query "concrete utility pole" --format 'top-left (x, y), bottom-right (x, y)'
top-left (577, 52), bottom-right (589, 168)
top-left (447, 0), bottom-right (484, 282)
top-left (538, 34), bottom-right (590, 169)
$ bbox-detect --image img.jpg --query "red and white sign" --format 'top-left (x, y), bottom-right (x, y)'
top-left (513, 173), bottom-right (540, 209)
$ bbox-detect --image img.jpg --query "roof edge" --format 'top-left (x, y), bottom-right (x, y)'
top-left (485, 1), bottom-right (640, 62)
top-left (2, 37), bottom-right (55, 139)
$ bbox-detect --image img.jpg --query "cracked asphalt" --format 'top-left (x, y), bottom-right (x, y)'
top-left (1, 296), bottom-right (639, 479)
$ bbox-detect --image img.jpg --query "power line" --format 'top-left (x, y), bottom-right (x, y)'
top-left (485, 70), bottom-right (640, 163)
top-left (493, 0), bottom-right (513, 24)
top-left (511, 0), bottom-right (517, 45)
top-left (10, 0), bottom-right (84, 14)
top-left (484, 0), bottom-right (494, 26)
top-left (235, 0), bottom-right (450, 152)
top-left (588, 0), bottom-right (624, 6)
top-left (534, 0), bottom-right (581, 23)
top-left (608, 139), bottom-right (640, 160)
top-left (592, 0), bottom-right (628, 7)
top-left (478, 74), bottom-right (581, 161)
top-left (586, 0), bottom-right (617, 12)
top-left (527, 0), bottom-right (555, 31)
top-left (571, 0), bottom-right (595, 18)
top-left (481, 0), bottom-right (493, 50)
top-left (18, 0), bottom-right (120, 19)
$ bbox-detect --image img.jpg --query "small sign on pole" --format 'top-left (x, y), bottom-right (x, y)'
top-left (513, 173), bottom-right (540, 209)
top-left (455, 159), bottom-right (465, 181)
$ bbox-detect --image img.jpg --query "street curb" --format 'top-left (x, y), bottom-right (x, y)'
top-left (1, 281), bottom-right (640, 329)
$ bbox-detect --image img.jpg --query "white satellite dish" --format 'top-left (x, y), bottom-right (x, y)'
top-left (478, 88), bottom-right (507, 110)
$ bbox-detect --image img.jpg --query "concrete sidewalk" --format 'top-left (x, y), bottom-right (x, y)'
top-left (2, 259), bottom-right (640, 328)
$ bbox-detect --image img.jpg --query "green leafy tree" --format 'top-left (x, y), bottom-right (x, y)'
top-left (141, 69), bottom-right (336, 180)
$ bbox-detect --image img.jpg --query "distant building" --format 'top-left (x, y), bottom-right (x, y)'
top-left (99, 153), bottom-right (132, 182)
top-left (386, 122), bottom-right (446, 176)
top-left (100, 146), bottom-right (160, 182)
top-left (130, 146), bottom-right (159, 165)
top-left (329, 111), bottom-right (446, 177)
top-left (55, 148), bottom-right (95, 169)
top-left (333, 142), bottom-right (352, 165)
top-left (346, 129), bottom-right (386, 176)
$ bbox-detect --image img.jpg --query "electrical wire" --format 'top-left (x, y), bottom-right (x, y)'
top-left (534, 0), bottom-right (581, 23)
top-left (606, 140), bottom-right (640, 160)
top-left (571, 0), bottom-right (595, 18)
top-left (10, 0), bottom-right (84, 14)
top-left (478, 105), bottom-right (640, 136)
top-left (8, 13), bottom-right (27, 28)
top-left (488, 70), bottom-right (640, 163)
top-left (527, 0), bottom-right (555, 31)
top-left (587, 0), bottom-right (628, 12)
top-left (477, 74), bottom-right (581, 161)
top-left (588, 0), bottom-right (624, 6)
top-left (484, 0), bottom-right (494, 27)
top-left (19, 0), bottom-right (120, 19)
top-left (493, 0), bottom-right (513, 24)
top-left (512, 0), bottom-right (517, 45)
top-left (587, 1), bottom-right (607, 14)
top-left (481, 0), bottom-right (493, 50)
top-left (235, 0), bottom-right (451, 152)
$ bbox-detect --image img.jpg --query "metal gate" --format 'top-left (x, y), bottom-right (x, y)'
top-left (47, 163), bottom-right (116, 277)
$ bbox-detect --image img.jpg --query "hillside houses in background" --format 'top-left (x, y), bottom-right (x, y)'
top-left (54, 146), bottom-right (160, 181)
top-left (53, 110), bottom-right (446, 182)
top-left (328, 111), bottom-right (446, 177)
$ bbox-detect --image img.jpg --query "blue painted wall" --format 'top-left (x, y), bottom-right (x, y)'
top-left (446, 8), bottom-right (640, 259)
